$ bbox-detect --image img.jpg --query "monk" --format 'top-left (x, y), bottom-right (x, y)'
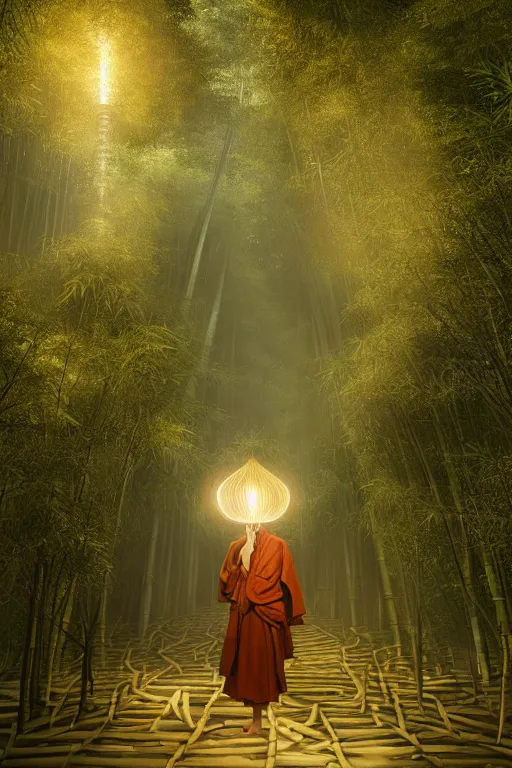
top-left (218, 522), bottom-right (306, 734)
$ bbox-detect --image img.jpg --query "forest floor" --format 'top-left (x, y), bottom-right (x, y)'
top-left (0, 607), bottom-right (511, 767)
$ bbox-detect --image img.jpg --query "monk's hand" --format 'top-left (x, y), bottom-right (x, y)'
top-left (247, 523), bottom-right (259, 544)
top-left (241, 524), bottom-right (257, 570)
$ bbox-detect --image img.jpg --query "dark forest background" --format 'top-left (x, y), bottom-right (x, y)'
top-left (1, 0), bottom-right (512, 728)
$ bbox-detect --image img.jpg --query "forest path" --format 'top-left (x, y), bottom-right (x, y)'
top-left (1, 607), bottom-right (511, 767)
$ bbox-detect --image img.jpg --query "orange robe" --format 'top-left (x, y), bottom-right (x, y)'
top-left (218, 526), bottom-right (306, 704)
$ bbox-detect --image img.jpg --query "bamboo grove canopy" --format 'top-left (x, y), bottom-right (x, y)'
top-left (216, 458), bottom-right (290, 524)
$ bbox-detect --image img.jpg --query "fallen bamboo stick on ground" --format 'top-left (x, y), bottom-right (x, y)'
top-left (3, 615), bottom-right (511, 768)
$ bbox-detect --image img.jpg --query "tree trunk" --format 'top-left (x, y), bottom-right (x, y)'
top-left (26, 181), bottom-right (43, 254)
top-left (99, 454), bottom-right (134, 662)
top-left (140, 507), bottom-right (160, 638)
top-left (185, 126), bottom-right (233, 302)
top-left (59, 155), bottom-right (72, 237)
top-left (17, 560), bottom-right (40, 733)
top-left (412, 548), bottom-right (424, 711)
top-left (369, 509), bottom-right (401, 649)
top-left (202, 253), bottom-right (228, 368)
top-left (377, 578), bottom-right (385, 633)
top-left (45, 578), bottom-right (68, 705)
top-left (55, 576), bottom-right (76, 673)
top-left (172, 503), bottom-right (185, 617)
top-left (29, 559), bottom-right (48, 717)
top-left (7, 139), bottom-right (20, 253)
top-left (396, 547), bottom-right (414, 654)
top-left (431, 411), bottom-right (492, 682)
top-left (495, 548), bottom-right (512, 632)
top-left (342, 526), bottom-right (357, 627)
top-left (405, 410), bottom-right (493, 682)
top-left (51, 153), bottom-right (63, 240)
top-left (458, 526), bottom-right (491, 684)
top-left (481, 544), bottom-right (512, 655)
top-left (77, 596), bottom-right (100, 721)
top-left (98, 571), bottom-right (109, 669)
top-left (161, 502), bottom-right (176, 619)
top-left (16, 179), bottom-right (31, 254)
top-left (186, 521), bottom-right (199, 613)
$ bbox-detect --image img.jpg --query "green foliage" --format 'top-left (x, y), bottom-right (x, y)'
top-left (470, 55), bottom-right (512, 122)
top-left (3, 0), bottom-right (512, 672)
top-left (235, 0), bottom-right (512, 646)
top-left (0, 0), bottom-right (224, 667)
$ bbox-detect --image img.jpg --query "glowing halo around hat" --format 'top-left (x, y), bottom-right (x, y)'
top-left (216, 458), bottom-right (290, 524)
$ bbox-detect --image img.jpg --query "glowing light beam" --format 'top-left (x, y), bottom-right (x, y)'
top-left (99, 35), bottom-right (111, 105)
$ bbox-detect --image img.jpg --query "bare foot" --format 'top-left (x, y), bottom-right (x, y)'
top-left (245, 720), bottom-right (262, 734)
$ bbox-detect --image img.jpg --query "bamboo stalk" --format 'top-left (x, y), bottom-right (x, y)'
top-left (275, 751), bottom-right (332, 766)
top-left (305, 703), bottom-right (319, 726)
top-left (187, 745), bottom-right (267, 755)
top-left (372, 650), bottom-right (390, 704)
top-left (186, 686), bottom-right (223, 747)
top-left (275, 722), bottom-right (303, 742)
top-left (320, 709), bottom-right (355, 768)
top-left (497, 631), bottom-right (509, 744)
top-left (277, 716), bottom-right (326, 740)
top-left (266, 704), bottom-right (277, 768)
top-left (49, 673), bottom-right (81, 727)
top-left (6, 614), bottom-right (511, 768)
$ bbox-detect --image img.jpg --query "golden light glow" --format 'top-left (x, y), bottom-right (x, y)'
top-left (216, 458), bottom-right (290, 524)
top-left (99, 35), bottom-right (111, 105)
top-left (247, 488), bottom-right (258, 513)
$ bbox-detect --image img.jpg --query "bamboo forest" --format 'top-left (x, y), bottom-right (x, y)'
top-left (2, 0), bottom-right (512, 765)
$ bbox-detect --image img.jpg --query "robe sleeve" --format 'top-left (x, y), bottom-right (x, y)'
top-left (218, 541), bottom-right (242, 603)
top-left (280, 541), bottom-right (306, 625)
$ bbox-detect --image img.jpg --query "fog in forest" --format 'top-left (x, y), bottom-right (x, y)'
top-left (1, 0), bottom-right (512, 763)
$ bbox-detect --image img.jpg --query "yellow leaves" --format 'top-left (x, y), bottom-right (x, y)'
top-left (332, 308), bottom-right (438, 418)
top-left (52, 221), bottom-right (154, 303)
top-left (147, 416), bottom-right (196, 466)
top-left (412, 0), bottom-right (496, 31)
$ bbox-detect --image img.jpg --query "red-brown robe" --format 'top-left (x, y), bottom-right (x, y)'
top-left (218, 526), bottom-right (306, 704)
